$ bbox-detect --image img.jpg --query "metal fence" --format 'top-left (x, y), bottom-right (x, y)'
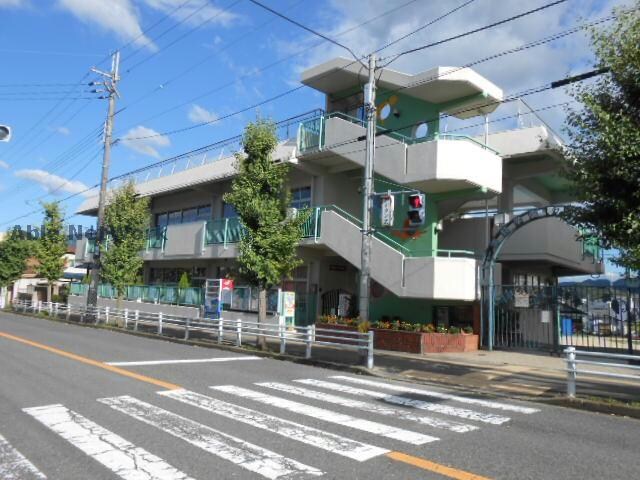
top-left (564, 347), bottom-right (640, 397)
top-left (69, 283), bottom-right (204, 306)
top-left (12, 300), bottom-right (373, 368)
top-left (491, 285), bottom-right (640, 354)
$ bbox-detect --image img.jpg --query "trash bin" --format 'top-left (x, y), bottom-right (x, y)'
top-left (561, 317), bottom-right (573, 336)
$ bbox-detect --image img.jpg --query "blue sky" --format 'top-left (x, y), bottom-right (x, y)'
top-left (0, 0), bottom-right (630, 275)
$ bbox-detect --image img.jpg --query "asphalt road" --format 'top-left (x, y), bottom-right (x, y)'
top-left (1, 311), bottom-right (638, 480)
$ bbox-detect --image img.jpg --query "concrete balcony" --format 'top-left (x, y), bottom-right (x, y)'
top-left (439, 216), bottom-right (604, 276)
top-left (499, 217), bottom-right (604, 276)
top-left (297, 114), bottom-right (502, 194)
top-left (142, 221), bottom-right (240, 261)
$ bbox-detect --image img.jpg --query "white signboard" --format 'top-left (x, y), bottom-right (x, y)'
top-left (515, 291), bottom-right (530, 308)
top-left (380, 195), bottom-right (395, 227)
top-left (283, 291), bottom-right (296, 318)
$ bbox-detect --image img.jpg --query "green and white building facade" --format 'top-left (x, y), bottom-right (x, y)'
top-left (75, 57), bottom-right (603, 331)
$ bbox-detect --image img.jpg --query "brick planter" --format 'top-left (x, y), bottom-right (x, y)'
top-left (315, 323), bottom-right (479, 354)
top-left (422, 333), bottom-right (479, 353)
top-left (315, 322), bottom-right (360, 345)
top-left (373, 328), bottom-right (424, 354)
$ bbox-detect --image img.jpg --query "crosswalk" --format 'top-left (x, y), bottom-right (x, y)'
top-left (10, 375), bottom-right (540, 479)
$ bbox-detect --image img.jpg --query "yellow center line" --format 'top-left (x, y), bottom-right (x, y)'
top-left (387, 451), bottom-right (493, 480)
top-left (0, 331), bottom-right (182, 391)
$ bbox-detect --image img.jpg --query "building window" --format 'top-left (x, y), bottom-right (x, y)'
top-left (222, 202), bottom-right (237, 218)
top-left (156, 213), bottom-right (168, 227)
top-left (155, 205), bottom-right (212, 226)
top-left (168, 211), bottom-right (182, 225)
top-left (182, 208), bottom-right (197, 223)
top-left (197, 205), bottom-right (212, 221)
top-left (290, 186), bottom-right (311, 210)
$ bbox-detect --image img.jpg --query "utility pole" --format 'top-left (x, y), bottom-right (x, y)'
top-left (86, 51), bottom-right (120, 312)
top-left (358, 54), bottom-right (376, 325)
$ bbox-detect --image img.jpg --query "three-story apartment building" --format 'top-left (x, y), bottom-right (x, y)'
top-left (75, 57), bottom-right (603, 330)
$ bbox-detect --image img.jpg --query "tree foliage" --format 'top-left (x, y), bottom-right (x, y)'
top-left (224, 119), bottom-right (307, 347)
top-left (0, 229), bottom-right (33, 288)
top-left (562, 5), bottom-right (640, 272)
top-left (224, 119), bottom-right (308, 290)
top-left (37, 202), bottom-right (67, 301)
top-left (101, 183), bottom-right (150, 298)
top-left (178, 272), bottom-right (191, 289)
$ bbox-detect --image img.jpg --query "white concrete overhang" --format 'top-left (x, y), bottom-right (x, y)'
top-left (76, 141), bottom-right (297, 216)
top-left (301, 57), bottom-right (504, 118)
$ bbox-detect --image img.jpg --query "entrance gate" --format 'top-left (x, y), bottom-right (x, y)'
top-left (482, 206), bottom-right (638, 355)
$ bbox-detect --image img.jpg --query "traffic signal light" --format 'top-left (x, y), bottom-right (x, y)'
top-left (407, 193), bottom-right (425, 227)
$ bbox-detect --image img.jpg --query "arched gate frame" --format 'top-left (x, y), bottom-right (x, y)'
top-left (481, 206), bottom-right (565, 351)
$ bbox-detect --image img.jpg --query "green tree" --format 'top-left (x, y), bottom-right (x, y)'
top-left (37, 203), bottom-right (67, 302)
top-left (562, 5), bottom-right (640, 272)
top-left (178, 272), bottom-right (191, 289)
top-left (0, 229), bottom-right (33, 304)
top-left (101, 182), bottom-right (150, 306)
top-left (224, 119), bottom-right (308, 349)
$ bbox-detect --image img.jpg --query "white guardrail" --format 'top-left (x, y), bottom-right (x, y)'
top-left (564, 346), bottom-right (640, 397)
top-left (11, 300), bottom-right (374, 368)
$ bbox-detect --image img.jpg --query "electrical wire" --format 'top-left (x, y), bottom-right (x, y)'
top-left (123, 0), bottom-right (244, 74)
top-left (113, 0), bottom-right (423, 131)
top-left (247, 0), bottom-right (365, 66)
top-left (379, 0), bottom-right (569, 68)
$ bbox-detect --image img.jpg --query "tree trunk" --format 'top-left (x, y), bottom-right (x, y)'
top-left (46, 283), bottom-right (52, 303)
top-left (257, 288), bottom-right (267, 350)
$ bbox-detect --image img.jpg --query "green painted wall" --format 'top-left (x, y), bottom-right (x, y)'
top-left (375, 90), bottom-right (440, 139)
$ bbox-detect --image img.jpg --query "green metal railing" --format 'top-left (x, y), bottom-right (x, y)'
top-left (199, 206), bottom-right (473, 259)
top-left (297, 110), bottom-right (498, 155)
top-left (205, 218), bottom-right (246, 246)
top-left (69, 282), bottom-right (204, 306)
top-left (147, 226), bottom-right (166, 250)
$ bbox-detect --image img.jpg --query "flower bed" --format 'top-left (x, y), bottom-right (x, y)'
top-left (315, 315), bottom-right (478, 353)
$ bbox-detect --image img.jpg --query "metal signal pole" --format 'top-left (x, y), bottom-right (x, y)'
top-left (358, 54), bottom-right (376, 324)
top-left (87, 51), bottom-right (120, 312)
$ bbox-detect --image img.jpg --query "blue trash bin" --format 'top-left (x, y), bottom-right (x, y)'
top-left (561, 317), bottom-right (573, 336)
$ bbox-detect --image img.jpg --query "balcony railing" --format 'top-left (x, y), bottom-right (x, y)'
top-left (297, 110), bottom-right (498, 155)
top-left (147, 226), bottom-right (166, 250)
top-left (69, 283), bottom-right (203, 306)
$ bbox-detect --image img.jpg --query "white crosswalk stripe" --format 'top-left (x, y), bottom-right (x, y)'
top-left (330, 376), bottom-right (540, 414)
top-left (22, 404), bottom-right (195, 480)
top-left (99, 395), bottom-right (324, 479)
top-left (296, 379), bottom-right (510, 425)
top-left (211, 385), bottom-right (439, 445)
top-left (159, 388), bottom-right (388, 461)
top-left (0, 433), bottom-right (47, 480)
top-left (256, 382), bottom-right (478, 433)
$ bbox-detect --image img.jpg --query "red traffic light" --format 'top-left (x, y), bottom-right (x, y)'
top-left (408, 194), bottom-right (423, 208)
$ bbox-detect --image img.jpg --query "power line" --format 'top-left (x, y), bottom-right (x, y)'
top-left (373, 0), bottom-right (475, 56)
top-left (333, 9), bottom-right (628, 110)
top-left (247, 0), bottom-right (365, 66)
top-left (380, 0), bottom-right (569, 67)
top-left (114, 0), bottom-right (308, 115)
top-left (112, 0), bottom-right (421, 132)
top-left (123, 0), bottom-right (243, 74)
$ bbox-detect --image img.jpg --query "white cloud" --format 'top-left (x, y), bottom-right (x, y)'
top-left (57, 0), bottom-right (156, 51)
top-left (188, 104), bottom-right (219, 125)
top-left (14, 169), bottom-right (90, 196)
top-left (0, 160), bottom-right (9, 169)
top-left (54, 126), bottom-right (71, 136)
top-left (0, 0), bottom-right (27, 7)
top-left (120, 125), bottom-right (170, 158)
top-left (279, 0), bottom-right (627, 134)
top-left (143, 0), bottom-right (239, 27)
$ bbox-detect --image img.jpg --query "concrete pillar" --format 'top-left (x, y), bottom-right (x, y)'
top-left (498, 177), bottom-right (514, 213)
